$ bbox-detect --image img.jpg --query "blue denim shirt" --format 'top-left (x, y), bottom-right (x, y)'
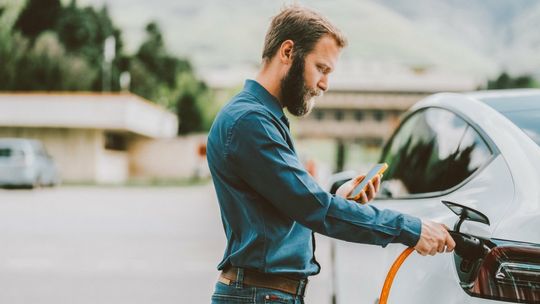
top-left (207, 79), bottom-right (421, 277)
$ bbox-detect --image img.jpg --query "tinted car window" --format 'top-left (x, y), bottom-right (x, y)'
top-left (0, 147), bottom-right (23, 158)
top-left (0, 148), bottom-right (12, 157)
top-left (380, 108), bottom-right (492, 198)
top-left (454, 126), bottom-right (492, 176)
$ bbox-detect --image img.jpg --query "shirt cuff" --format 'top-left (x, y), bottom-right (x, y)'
top-left (394, 214), bottom-right (422, 247)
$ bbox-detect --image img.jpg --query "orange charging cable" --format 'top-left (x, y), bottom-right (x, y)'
top-left (379, 247), bottom-right (415, 304)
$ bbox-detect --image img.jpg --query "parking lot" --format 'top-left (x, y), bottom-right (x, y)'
top-left (0, 185), bottom-right (337, 304)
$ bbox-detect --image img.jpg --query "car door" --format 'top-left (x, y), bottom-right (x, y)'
top-left (335, 107), bottom-right (513, 304)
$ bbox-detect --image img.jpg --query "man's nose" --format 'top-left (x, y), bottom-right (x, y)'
top-left (318, 76), bottom-right (328, 92)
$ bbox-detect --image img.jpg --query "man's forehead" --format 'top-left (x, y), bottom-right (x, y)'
top-left (309, 36), bottom-right (341, 69)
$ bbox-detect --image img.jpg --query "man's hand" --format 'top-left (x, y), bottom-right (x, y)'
top-left (336, 174), bottom-right (381, 204)
top-left (414, 220), bottom-right (456, 256)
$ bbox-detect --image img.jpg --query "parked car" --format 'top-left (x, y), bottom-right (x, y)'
top-left (329, 89), bottom-right (540, 303)
top-left (0, 138), bottom-right (61, 188)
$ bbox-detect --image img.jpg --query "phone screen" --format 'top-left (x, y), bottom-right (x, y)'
top-left (349, 163), bottom-right (388, 199)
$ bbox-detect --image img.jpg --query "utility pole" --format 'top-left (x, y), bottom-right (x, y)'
top-left (102, 36), bottom-right (115, 92)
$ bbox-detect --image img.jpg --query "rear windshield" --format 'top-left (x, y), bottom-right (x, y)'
top-left (481, 95), bottom-right (540, 146)
top-left (0, 147), bottom-right (24, 158)
top-left (0, 148), bottom-right (11, 157)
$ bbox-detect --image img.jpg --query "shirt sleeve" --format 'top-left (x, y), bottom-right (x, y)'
top-left (226, 110), bottom-right (421, 248)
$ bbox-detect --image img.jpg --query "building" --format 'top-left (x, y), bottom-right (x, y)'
top-left (294, 66), bottom-right (482, 145)
top-left (0, 92), bottom-right (178, 184)
top-left (295, 90), bottom-right (424, 145)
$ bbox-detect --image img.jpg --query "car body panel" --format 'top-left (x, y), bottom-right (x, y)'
top-left (335, 155), bottom-right (514, 303)
top-left (332, 90), bottom-right (540, 303)
top-left (416, 92), bottom-right (540, 244)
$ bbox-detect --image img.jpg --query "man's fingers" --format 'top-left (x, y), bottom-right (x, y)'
top-left (445, 232), bottom-right (456, 252)
top-left (366, 181), bottom-right (375, 200)
top-left (441, 224), bottom-right (455, 252)
top-left (351, 175), bottom-right (383, 203)
top-left (437, 242), bottom-right (446, 253)
top-left (359, 191), bottom-right (368, 204)
top-left (373, 175), bottom-right (381, 193)
top-left (415, 220), bottom-right (458, 257)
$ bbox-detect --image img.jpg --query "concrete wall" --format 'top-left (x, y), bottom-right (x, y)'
top-left (90, 131), bottom-right (129, 184)
top-left (96, 149), bottom-right (129, 184)
top-left (129, 134), bottom-right (209, 180)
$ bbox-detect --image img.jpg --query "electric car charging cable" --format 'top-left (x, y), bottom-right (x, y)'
top-left (378, 247), bottom-right (415, 304)
top-left (378, 231), bottom-right (487, 304)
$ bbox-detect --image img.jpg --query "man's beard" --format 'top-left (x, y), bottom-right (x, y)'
top-left (280, 56), bottom-right (322, 117)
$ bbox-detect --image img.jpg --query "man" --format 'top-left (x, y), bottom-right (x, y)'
top-left (207, 5), bottom-right (456, 303)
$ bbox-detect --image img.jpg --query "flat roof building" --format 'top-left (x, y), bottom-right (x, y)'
top-left (0, 92), bottom-right (178, 184)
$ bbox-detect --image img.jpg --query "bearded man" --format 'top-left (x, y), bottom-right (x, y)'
top-left (207, 5), bottom-right (455, 304)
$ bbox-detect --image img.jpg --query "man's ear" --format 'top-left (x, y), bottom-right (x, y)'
top-left (278, 40), bottom-right (294, 64)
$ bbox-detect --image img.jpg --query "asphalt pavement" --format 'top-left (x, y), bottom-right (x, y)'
top-left (0, 184), bottom-right (336, 304)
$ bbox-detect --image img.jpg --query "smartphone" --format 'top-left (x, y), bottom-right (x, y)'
top-left (347, 163), bottom-right (388, 200)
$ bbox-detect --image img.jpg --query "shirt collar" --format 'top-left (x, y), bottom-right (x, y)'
top-left (243, 79), bottom-right (288, 126)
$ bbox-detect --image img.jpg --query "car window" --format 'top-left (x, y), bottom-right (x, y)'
top-left (380, 108), bottom-right (492, 198)
top-left (0, 146), bottom-right (26, 158)
top-left (452, 126), bottom-right (492, 177)
top-left (0, 148), bottom-right (12, 157)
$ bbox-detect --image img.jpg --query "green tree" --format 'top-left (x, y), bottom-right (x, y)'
top-left (55, 3), bottom-right (123, 91)
top-left (134, 22), bottom-right (192, 94)
top-left (488, 72), bottom-right (539, 89)
top-left (174, 72), bottom-right (216, 134)
top-left (7, 0), bottom-right (124, 92)
top-left (12, 32), bottom-right (95, 91)
top-left (56, 4), bottom-right (119, 63)
top-left (129, 21), bottom-right (215, 135)
top-left (14, 0), bottom-right (61, 40)
top-left (177, 93), bottom-right (204, 135)
top-left (129, 58), bottom-right (160, 101)
top-left (0, 32), bottom-right (29, 90)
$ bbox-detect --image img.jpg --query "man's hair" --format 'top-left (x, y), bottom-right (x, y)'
top-left (262, 5), bottom-right (347, 62)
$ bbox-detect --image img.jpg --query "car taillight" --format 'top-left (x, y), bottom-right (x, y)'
top-left (467, 244), bottom-right (540, 303)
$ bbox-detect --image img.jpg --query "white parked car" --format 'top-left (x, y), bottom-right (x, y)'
top-left (0, 138), bottom-right (61, 188)
top-left (330, 89), bottom-right (540, 303)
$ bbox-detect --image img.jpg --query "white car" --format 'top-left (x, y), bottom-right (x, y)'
top-left (0, 138), bottom-right (61, 188)
top-left (330, 89), bottom-right (540, 303)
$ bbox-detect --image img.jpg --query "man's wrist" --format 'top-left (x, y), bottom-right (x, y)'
top-left (395, 214), bottom-right (422, 247)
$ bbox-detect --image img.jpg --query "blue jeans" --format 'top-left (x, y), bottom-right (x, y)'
top-left (211, 268), bottom-right (305, 304)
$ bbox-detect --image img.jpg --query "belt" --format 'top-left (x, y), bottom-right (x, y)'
top-left (219, 267), bottom-right (308, 297)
